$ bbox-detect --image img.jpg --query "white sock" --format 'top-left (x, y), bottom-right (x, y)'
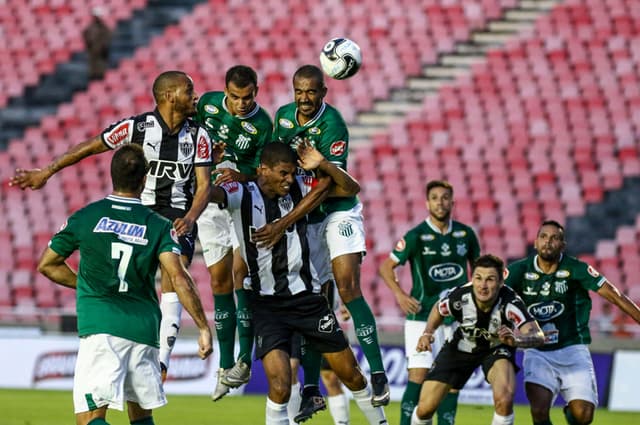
top-left (287, 382), bottom-right (301, 424)
top-left (328, 393), bottom-right (350, 425)
top-left (410, 407), bottom-right (432, 425)
top-left (266, 397), bottom-right (289, 425)
top-left (352, 384), bottom-right (387, 424)
top-left (491, 412), bottom-right (514, 425)
top-left (159, 292), bottom-right (182, 369)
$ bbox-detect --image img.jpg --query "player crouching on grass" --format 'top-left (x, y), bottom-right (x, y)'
top-left (208, 141), bottom-right (387, 424)
top-left (411, 254), bottom-right (544, 425)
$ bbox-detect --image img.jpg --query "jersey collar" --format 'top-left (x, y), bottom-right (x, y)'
top-left (222, 96), bottom-right (260, 119)
top-left (296, 102), bottom-right (326, 127)
top-left (533, 253), bottom-right (564, 274)
top-left (107, 194), bottom-right (142, 204)
top-left (425, 217), bottom-right (452, 235)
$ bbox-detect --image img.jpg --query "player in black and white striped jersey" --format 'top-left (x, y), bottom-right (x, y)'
top-left (208, 141), bottom-right (387, 425)
top-left (9, 71), bottom-right (213, 380)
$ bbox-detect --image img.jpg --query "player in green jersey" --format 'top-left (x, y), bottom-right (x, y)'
top-left (379, 180), bottom-right (480, 425)
top-left (37, 145), bottom-right (213, 425)
top-left (506, 220), bottom-right (640, 425)
top-left (195, 65), bottom-right (273, 401)
top-left (255, 64), bottom-right (389, 419)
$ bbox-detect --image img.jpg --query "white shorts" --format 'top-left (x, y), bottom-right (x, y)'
top-left (324, 202), bottom-right (366, 260)
top-left (197, 203), bottom-right (239, 267)
top-left (307, 222), bottom-right (334, 285)
top-left (73, 334), bottom-right (166, 413)
top-left (523, 344), bottom-right (598, 406)
top-left (404, 320), bottom-right (455, 369)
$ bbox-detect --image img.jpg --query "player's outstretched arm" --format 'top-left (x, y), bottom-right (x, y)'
top-left (297, 140), bottom-right (360, 197)
top-left (597, 280), bottom-right (640, 325)
top-left (9, 136), bottom-right (108, 190)
top-left (379, 257), bottom-right (421, 315)
top-left (37, 247), bottom-right (77, 289)
top-left (159, 251), bottom-right (213, 359)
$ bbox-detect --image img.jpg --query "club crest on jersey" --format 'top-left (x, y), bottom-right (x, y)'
top-left (318, 314), bottom-right (335, 333)
top-left (94, 217), bottom-right (148, 245)
top-left (456, 243), bottom-right (467, 256)
top-left (279, 118), bottom-right (294, 128)
top-left (241, 121), bottom-right (257, 135)
top-left (279, 196), bottom-right (292, 211)
top-left (338, 221), bottom-right (353, 238)
top-left (395, 238), bottom-right (406, 252)
top-left (587, 265), bottom-right (600, 278)
top-left (308, 127), bottom-right (321, 135)
top-left (196, 135), bottom-right (209, 159)
top-left (179, 140), bottom-right (194, 157)
top-left (105, 121), bottom-right (131, 146)
top-left (204, 104), bottom-right (219, 114)
top-left (330, 141), bottom-right (346, 156)
top-left (554, 280), bottom-right (568, 294)
top-left (438, 299), bottom-right (451, 316)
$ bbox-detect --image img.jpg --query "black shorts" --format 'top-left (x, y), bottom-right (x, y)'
top-left (150, 206), bottom-right (197, 264)
top-left (250, 291), bottom-right (349, 360)
top-left (426, 341), bottom-right (518, 390)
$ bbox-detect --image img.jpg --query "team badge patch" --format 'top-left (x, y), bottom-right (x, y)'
top-left (506, 304), bottom-right (526, 327)
top-left (438, 299), bottom-right (451, 316)
top-left (330, 141), bottom-right (346, 156)
top-left (180, 141), bottom-right (194, 157)
top-left (395, 238), bottom-right (406, 252)
top-left (456, 243), bottom-right (467, 256)
top-left (170, 228), bottom-right (179, 244)
top-left (222, 181), bottom-right (239, 193)
top-left (555, 269), bottom-right (570, 278)
top-left (279, 118), bottom-right (294, 128)
top-left (338, 221), bottom-right (353, 237)
top-left (136, 121), bottom-right (154, 132)
top-left (204, 104), bottom-right (219, 114)
top-left (587, 265), bottom-right (600, 278)
top-left (308, 127), bottom-right (321, 135)
top-left (318, 314), bottom-right (335, 333)
top-left (196, 135), bottom-right (209, 159)
top-left (241, 121), bottom-right (257, 134)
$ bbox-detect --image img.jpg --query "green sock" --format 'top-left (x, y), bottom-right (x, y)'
top-left (436, 392), bottom-right (458, 425)
top-left (214, 293), bottom-right (236, 369)
top-left (130, 417), bottom-right (154, 425)
top-left (235, 289), bottom-right (253, 367)
top-left (301, 338), bottom-right (321, 387)
top-left (345, 296), bottom-right (384, 373)
top-left (400, 381), bottom-right (422, 425)
top-left (87, 419), bottom-right (109, 425)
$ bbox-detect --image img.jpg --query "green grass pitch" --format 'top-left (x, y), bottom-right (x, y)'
top-left (2, 388), bottom-right (639, 424)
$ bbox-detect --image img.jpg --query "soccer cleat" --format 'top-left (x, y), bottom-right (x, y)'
top-left (211, 369), bottom-right (231, 402)
top-left (371, 372), bottom-right (390, 407)
top-left (160, 362), bottom-right (168, 383)
top-left (221, 359), bottom-right (251, 388)
top-left (294, 385), bottom-right (326, 423)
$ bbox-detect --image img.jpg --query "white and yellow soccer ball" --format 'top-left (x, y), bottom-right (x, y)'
top-left (319, 37), bottom-right (362, 80)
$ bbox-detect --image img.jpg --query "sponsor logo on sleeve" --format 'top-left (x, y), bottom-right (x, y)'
top-left (587, 265), bottom-right (600, 278)
top-left (506, 304), bottom-right (526, 327)
top-left (279, 118), bottom-right (294, 128)
top-left (222, 181), bottom-right (239, 193)
top-left (105, 121), bottom-right (132, 147)
top-left (395, 238), bottom-right (406, 252)
top-left (197, 135), bottom-right (210, 159)
top-left (170, 228), bottom-right (179, 244)
top-left (438, 299), bottom-right (451, 316)
top-left (136, 121), bottom-right (154, 132)
top-left (330, 141), bottom-right (346, 156)
top-left (204, 104), bottom-right (219, 114)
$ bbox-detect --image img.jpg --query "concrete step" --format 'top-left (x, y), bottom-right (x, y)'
top-left (520, 0), bottom-right (556, 10)
top-left (488, 20), bottom-right (534, 32)
top-left (390, 88), bottom-right (432, 103)
top-left (504, 9), bottom-right (544, 21)
top-left (441, 54), bottom-right (485, 67)
top-left (455, 42), bottom-right (487, 55)
top-left (471, 31), bottom-right (518, 45)
top-left (349, 125), bottom-right (383, 143)
top-left (423, 66), bottom-right (469, 78)
top-left (357, 112), bottom-right (401, 126)
top-left (373, 101), bottom-right (420, 114)
top-left (407, 78), bottom-right (447, 91)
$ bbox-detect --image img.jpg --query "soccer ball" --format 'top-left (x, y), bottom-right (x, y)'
top-left (319, 37), bottom-right (362, 80)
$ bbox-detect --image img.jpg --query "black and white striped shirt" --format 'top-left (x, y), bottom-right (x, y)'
top-left (101, 109), bottom-right (213, 210)
top-left (221, 176), bottom-right (320, 297)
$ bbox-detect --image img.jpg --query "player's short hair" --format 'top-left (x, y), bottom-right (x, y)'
top-left (293, 64), bottom-right (325, 86)
top-left (152, 70), bottom-right (189, 103)
top-left (225, 65), bottom-right (258, 88)
top-left (426, 180), bottom-right (454, 198)
top-left (472, 254), bottom-right (505, 280)
top-left (538, 220), bottom-right (565, 239)
top-left (111, 145), bottom-right (149, 192)
top-left (260, 143), bottom-right (297, 168)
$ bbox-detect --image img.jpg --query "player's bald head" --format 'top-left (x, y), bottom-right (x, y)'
top-left (293, 65), bottom-right (325, 87)
top-left (152, 71), bottom-right (190, 103)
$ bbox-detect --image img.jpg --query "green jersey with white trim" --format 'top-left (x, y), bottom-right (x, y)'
top-left (49, 195), bottom-right (181, 347)
top-left (505, 254), bottom-right (606, 351)
top-left (196, 91), bottom-right (272, 177)
top-left (273, 102), bottom-right (357, 221)
top-left (390, 219), bottom-right (480, 321)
